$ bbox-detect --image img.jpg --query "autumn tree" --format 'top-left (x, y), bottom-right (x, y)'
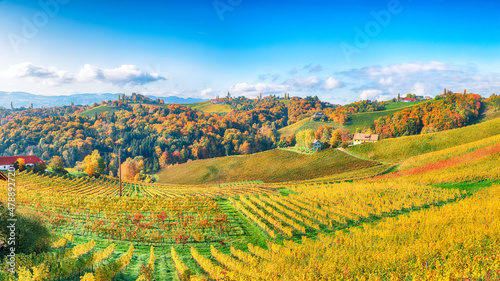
top-left (14, 158), bottom-right (26, 171)
top-left (120, 157), bottom-right (144, 180)
top-left (330, 130), bottom-right (342, 148)
top-left (295, 129), bottom-right (315, 149)
top-left (49, 156), bottom-right (67, 174)
top-left (82, 150), bottom-right (105, 177)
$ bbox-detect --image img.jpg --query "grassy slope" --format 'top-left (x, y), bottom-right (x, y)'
top-left (278, 118), bottom-right (338, 137)
top-left (190, 101), bottom-right (231, 114)
top-left (348, 116), bottom-right (500, 163)
top-left (78, 105), bottom-right (123, 117)
top-left (342, 100), bottom-right (429, 133)
top-left (157, 148), bottom-right (379, 184)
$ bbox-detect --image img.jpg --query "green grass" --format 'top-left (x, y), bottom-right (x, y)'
top-left (278, 118), bottom-right (337, 137)
top-left (343, 100), bottom-right (431, 133)
top-left (433, 180), bottom-right (500, 194)
top-left (156, 148), bottom-right (379, 184)
top-left (348, 115), bottom-right (500, 163)
top-left (78, 105), bottom-right (124, 117)
top-left (190, 101), bottom-right (231, 114)
top-left (384, 100), bottom-right (427, 110)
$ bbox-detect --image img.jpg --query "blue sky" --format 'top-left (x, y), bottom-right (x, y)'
top-left (0, 0), bottom-right (499, 104)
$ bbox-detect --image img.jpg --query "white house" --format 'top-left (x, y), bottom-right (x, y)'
top-left (312, 139), bottom-right (323, 150)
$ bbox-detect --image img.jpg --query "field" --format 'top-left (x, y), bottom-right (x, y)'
top-left (156, 148), bottom-right (380, 185)
top-left (278, 118), bottom-right (337, 138)
top-left (342, 100), bottom-right (436, 133)
top-left (78, 105), bottom-right (124, 117)
top-left (2, 116), bottom-right (500, 281)
top-left (188, 101), bottom-right (231, 114)
top-left (348, 116), bottom-right (500, 162)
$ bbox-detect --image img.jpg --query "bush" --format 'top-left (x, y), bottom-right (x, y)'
top-left (0, 202), bottom-right (51, 258)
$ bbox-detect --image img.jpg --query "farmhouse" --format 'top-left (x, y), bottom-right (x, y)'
top-left (312, 139), bottom-right (323, 150)
top-left (311, 112), bottom-right (324, 120)
top-left (210, 99), bottom-right (225, 104)
top-left (400, 97), bottom-right (417, 102)
top-left (352, 133), bottom-right (379, 145)
top-left (0, 155), bottom-right (44, 171)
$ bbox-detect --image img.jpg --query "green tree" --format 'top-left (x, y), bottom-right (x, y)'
top-left (49, 156), bottom-right (67, 174)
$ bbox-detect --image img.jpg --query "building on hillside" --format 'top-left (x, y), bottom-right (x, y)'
top-left (311, 112), bottom-right (324, 120)
top-left (352, 133), bottom-right (379, 145)
top-left (312, 139), bottom-right (323, 150)
top-left (0, 155), bottom-right (44, 171)
top-left (210, 99), bottom-right (225, 104)
top-left (400, 97), bottom-right (417, 102)
top-left (416, 96), bottom-right (424, 100)
top-left (424, 96), bottom-right (432, 100)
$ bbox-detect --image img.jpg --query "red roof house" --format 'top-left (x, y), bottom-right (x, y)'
top-left (210, 99), bottom-right (226, 104)
top-left (0, 155), bottom-right (44, 171)
top-left (400, 98), bottom-right (417, 102)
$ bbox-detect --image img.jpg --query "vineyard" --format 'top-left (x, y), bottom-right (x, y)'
top-left (2, 121), bottom-right (500, 280)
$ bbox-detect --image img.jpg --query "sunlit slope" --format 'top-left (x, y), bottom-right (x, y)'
top-left (348, 116), bottom-right (500, 162)
top-left (157, 148), bottom-right (380, 184)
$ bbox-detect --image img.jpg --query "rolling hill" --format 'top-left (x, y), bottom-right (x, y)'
top-left (189, 101), bottom-right (232, 114)
top-left (348, 116), bottom-right (500, 163)
top-left (157, 148), bottom-right (380, 184)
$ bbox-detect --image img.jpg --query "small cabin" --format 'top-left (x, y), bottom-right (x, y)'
top-left (311, 112), bottom-right (324, 120)
top-left (312, 139), bottom-right (323, 150)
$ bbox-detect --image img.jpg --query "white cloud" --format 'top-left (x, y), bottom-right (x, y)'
top-left (76, 64), bottom-right (166, 85)
top-left (4, 62), bottom-right (166, 87)
top-left (378, 77), bottom-right (392, 85)
top-left (366, 61), bottom-right (457, 76)
top-left (6, 62), bottom-right (74, 86)
top-left (412, 82), bottom-right (427, 96)
top-left (360, 89), bottom-right (382, 100)
top-left (228, 82), bottom-right (289, 97)
top-left (200, 88), bottom-right (215, 98)
top-left (324, 77), bottom-right (344, 90)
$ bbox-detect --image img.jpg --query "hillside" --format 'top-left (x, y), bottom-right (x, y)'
top-left (278, 118), bottom-right (338, 137)
top-left (342, 100), bottom-right (430, 133)
top-left (157, 148), bottom-right (380, 184)
top-left (190, 101), bottom-right (231, 114)
top-left (348, 116), bottom-right (500, 162)
top-left (78, 105), bottom-right (125, 117)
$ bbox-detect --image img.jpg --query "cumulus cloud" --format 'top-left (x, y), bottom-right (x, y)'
top-left (324, 77), bottom-right (344, 90)
top-left (200, 88), bottom-right (215, 98)
top-left (342, 61), bottom-right (500, 99)
top-left (5, 62), bottom-right (166, 87)
top-left (360, 89), bottom-right (382, 100)
top-left (7, 62), bottom-right (74, 86)
top-left (76, 64), bottom-right (166, 85)
top-left (228, 82), bottom-right (289, 97)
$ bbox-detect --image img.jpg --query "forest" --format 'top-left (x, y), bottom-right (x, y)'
top-left (0, 92), bottom-right (491, 180)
